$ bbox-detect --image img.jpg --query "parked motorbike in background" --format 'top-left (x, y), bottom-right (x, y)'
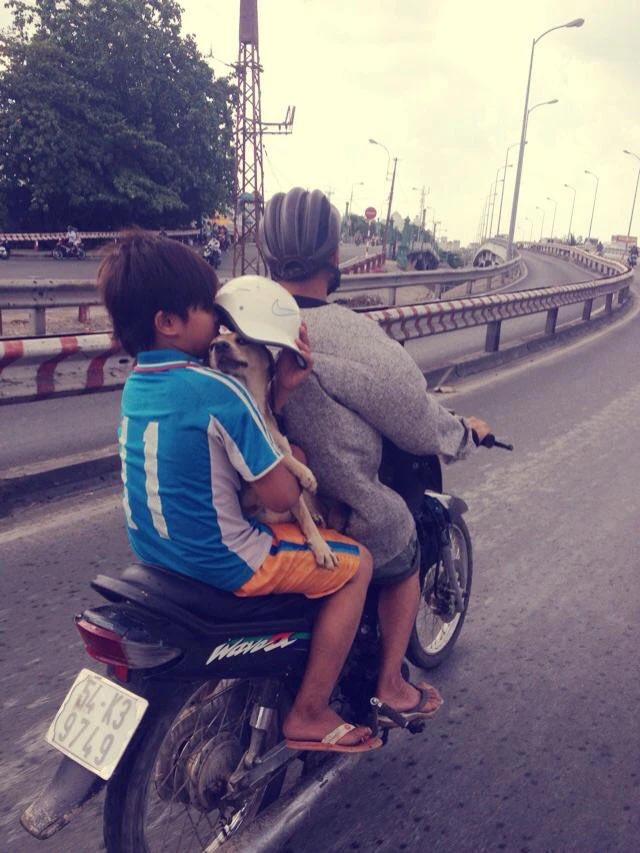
top-left (0, 239), bottom-right (10, 259)
top-left (20, 431), bottom-right (511, 852)
top-left (203, 237), bottom-right (222, 269)
top-left (53, 239), bottom-right (86, 259)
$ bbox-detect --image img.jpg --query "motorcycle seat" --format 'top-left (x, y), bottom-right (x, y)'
top-left (91, 562), bottom-right (319, 634)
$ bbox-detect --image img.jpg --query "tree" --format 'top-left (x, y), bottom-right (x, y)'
top-left (0, 0), bottom-right (235, 229)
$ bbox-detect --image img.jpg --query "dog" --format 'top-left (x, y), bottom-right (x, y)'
top-left (209, 331), bottom-right (339, 569)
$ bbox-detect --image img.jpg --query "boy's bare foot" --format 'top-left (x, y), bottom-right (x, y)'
top-left (283, 706), bottom-right (372, 746)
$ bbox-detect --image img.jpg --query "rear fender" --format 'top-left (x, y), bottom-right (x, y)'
top-left (20, 756), bottom-right (105, 840)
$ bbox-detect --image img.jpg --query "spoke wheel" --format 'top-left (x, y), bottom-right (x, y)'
top-left (103, 678), bottom-right (279, 852)
top-left (407, 519), bottom-right (473, 669)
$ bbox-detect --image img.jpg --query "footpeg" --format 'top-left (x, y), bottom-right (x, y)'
top-left (370, 698), bottom-right (428, 735)
top-left (370, 697), bottom-right (408, 729)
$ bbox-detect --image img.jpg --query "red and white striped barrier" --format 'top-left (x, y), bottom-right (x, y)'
top-left (0, 334), bottom-right (131, 402)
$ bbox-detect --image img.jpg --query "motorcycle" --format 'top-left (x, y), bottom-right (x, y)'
top-left (203, 238), bottom-right (222, 269)
top-left (52, 239), bottom-right (86, 260)
top-left (21, 432), bottom-right (511, 851)
top-left (0, 240), bottom-right (10, 259)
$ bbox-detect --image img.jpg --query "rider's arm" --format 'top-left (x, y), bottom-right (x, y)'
top-left (315, 323), bottom-right (476, 460)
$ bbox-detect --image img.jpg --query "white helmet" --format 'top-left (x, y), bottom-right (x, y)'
top-left (215, 275), bottom-right (305, 364)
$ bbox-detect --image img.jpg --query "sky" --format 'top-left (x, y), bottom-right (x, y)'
top-left (2, 0), bottom-right (640, 245)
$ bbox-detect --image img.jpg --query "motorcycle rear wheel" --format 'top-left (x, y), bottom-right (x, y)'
top-left (103, 677), bottom-right (283, 852)
top-left (407, 517), bottom-right (473, 669)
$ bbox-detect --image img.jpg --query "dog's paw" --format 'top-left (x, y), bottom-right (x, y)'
top-left (298, 466), bottom-right (318, 494)
top-left (309, 537), bottom-right (339, 569)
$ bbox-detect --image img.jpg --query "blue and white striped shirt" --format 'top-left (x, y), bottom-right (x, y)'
top-left (118, 349), bottom-right (282, 590)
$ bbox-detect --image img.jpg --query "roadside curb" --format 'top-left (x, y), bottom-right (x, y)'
top-left (0, 446), bottom-right (120, 507)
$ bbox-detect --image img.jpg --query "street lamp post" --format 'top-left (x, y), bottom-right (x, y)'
top-left (497, 143), bottom-right (522, 237)
top-left (564, 183), bottom-right (577, 241)
top-left (536, 205), bottom-right (546, 241)
top-left (506, 17), bottom-right (585, 259)
top-left (369, 138), bottom-right (397, 257)
top-left (623, 149), bottom-right (640, 249)
top-left (346, 181), bottom-right (364, 237)
top-left (584, 170), bottom-right (599, 241)
top-left (491, 164), bottom-right (513, 237)
top-left (546, 196), bottom-right (557, 240)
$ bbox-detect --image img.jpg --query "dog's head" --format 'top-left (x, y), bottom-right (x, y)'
top-left (209, 331), bottom-right (274, 388)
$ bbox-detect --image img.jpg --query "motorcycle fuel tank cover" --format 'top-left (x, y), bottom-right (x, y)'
top-left (206, 631), bottom-right (310, 664)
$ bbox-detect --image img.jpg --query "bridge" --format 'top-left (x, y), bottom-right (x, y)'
top-left (1, 243), bottom-right (638, 853)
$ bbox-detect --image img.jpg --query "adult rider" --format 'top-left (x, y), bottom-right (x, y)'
top-left (258, 187), bottom-right (492, 722)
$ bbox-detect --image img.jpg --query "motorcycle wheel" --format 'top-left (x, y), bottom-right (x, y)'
top-left (407, 517), bottom-right (473, 669)
top-left (52, 248), bottom-right (63, 259)
top-left (77, 247), bottom-right (86, 259)
top-left (103, 678), bottom-right (283, 852)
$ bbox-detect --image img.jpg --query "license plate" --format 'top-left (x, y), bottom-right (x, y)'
top-left (45, 669), bottom-right (149, 780)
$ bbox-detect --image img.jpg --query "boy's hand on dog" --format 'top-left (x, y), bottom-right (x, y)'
top-left (273, 322), bottom-right (313, 412)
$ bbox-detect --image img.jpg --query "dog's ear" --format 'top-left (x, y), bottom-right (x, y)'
top-left (266, 348), bottom-right (276, 381)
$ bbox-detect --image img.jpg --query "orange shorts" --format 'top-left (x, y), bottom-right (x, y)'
top-left (234, 522), bottom-right (361, 599)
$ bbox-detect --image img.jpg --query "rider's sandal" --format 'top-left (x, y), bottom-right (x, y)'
top-left (285, 722), bottom-right (383, 753)
top-left (377, 682), bottom-right (444, 728)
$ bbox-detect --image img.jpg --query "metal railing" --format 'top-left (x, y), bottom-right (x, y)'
top-left (0, 245), bottom-right (631, 404)
top-left (0, 254), bottom-right (525, 336)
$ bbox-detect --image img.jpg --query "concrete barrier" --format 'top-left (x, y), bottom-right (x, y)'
top-left (0, 334), bottom-right (131, 402)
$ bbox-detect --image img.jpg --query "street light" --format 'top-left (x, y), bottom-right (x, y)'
top-left (346, 181), bottom-right (364, 237)
top-left (563, 183), bottom-right (577, 241)
top-left (584, 170), bottom-right (599, 241)
top-left (623, 149), bottom-right (640, 249)
top-left (497, 141), bottom-right (524, 237)
top-left (546, 196), bottom-right (558, 240)
top-left (536, 205), bottom-right (546, 241)
top-left (528, 98), bottom-right (559, 116)
top-left (369, 138), bottom-right (398, 257)
top-left (490, 164), bottom-right (513, 236)
top-left (506, 17), bottom-right (585, 259)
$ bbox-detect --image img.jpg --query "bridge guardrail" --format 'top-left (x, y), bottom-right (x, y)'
top-left (0, 253), bottom-right (525, 336)
top-left (0, 246), bottom-right (631, 404)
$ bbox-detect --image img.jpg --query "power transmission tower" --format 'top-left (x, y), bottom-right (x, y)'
top-left (233, 0), bottom-right (295, 276)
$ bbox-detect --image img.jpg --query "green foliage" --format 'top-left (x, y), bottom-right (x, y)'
top-left (0, 0), bottom-right (235, 229)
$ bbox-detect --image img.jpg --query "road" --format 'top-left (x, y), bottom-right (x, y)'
top-left (0, 251), bottom-right (600, 475)
top-left (1, 274), bottom-right (638, 851)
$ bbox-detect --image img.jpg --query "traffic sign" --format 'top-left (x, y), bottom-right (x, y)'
top-left (364, 206), bottom-right (377, 221)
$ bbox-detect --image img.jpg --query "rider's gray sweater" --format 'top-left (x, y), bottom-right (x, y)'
top-left (282, 300), bottom-right (476, 567)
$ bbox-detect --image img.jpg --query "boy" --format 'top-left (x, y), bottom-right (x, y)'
top-left (97, 230), bottom-right (378, 752)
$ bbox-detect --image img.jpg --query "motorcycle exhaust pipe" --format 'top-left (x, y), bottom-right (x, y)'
top-left (218, 754), bottom-right (355, 853)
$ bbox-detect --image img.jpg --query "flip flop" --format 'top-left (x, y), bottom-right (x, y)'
top-left (377, 682), bottom-right (444, 728)
top-left (285, 722), bottom-right (383, 753)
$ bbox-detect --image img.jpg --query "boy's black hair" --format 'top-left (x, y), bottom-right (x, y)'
top-left (97, 229), bottom-right (219, 356)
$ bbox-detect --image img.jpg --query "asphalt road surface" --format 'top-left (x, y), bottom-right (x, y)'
top-left (1, 251), bottom-right (599, 476)
top-left (1, 276), bottom-right (638, 851)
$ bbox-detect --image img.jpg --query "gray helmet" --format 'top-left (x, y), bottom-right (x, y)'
top-left (259, 187), bottom-right (341, 282)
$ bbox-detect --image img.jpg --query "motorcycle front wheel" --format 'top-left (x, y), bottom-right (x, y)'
top-left (52, 248), bottom-right (63, 259)
top-left (103, 678), bottom-right (283, 852)
top-left (407, 517), bottom-right (473, 669)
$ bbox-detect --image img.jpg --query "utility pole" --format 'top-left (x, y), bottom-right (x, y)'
top-left (233, 0), bottom-right (295, 276)
top-left (383, 158), bottom-right (398, 258)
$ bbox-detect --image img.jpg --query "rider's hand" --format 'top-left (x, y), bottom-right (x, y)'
top-left (465, 416), bottom-right (491, 444)
top-left (272, 322), bottom-right (313, 413)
